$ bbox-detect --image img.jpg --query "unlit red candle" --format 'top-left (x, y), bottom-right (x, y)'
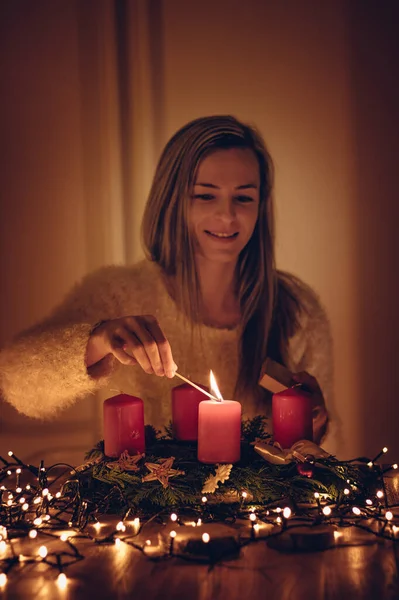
top-left (103, 394), bottom-right (145, 457)
top-left (172, 383), bottom-right (208, 441)
top-left (272, 387), bottom-right (313, 449)
top-left (197, 399), bottom-right (241, 463)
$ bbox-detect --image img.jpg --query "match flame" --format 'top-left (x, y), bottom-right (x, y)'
top-left (209, 370), bottom-right (223, 402)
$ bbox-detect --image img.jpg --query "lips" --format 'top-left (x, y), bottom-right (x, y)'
top-left (204, 230), bottom-right (239, 239)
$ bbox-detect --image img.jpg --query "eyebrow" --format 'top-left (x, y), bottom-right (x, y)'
top-left (194, 182), bottom-right (258, 190)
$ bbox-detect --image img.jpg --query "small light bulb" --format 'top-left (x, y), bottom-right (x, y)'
top-left (0, 572), bottom-right (7, 588)
top-left (276, 516), bottom-right (282, 524)
top-left (385, 511), bottom-right (393, 521)
top-left (322, 506), bottom-right (332, 516)
top-left (170, 513), bottom-right (177, 522)
top-left (55, 492), bottom-right (61, 498)
top-left (33, 518), bottom-right (42, 526)
top-left (6, 471), bottom-right (11, 476)
top-left (253, 523), bottom-right (260, 533)
top-left (38, 545), bottom-right (48, 558)
top-left (145, 539), bottom-right (151, 546)
top-left (283, 507), bottom-right (292, 519)
top-left (242, 491), bottom-right (248, 499)
top-left (16, 488), bottom-right (22, 494)
top-left (249, 513), bottom-right (257, 522)
top-left (197, 519), bottom-right (202, 526)
top-left (367, 461), bottom-right (373, 468)
top-left (376, 490), bottom-right (384, 499)
top-left (0, 541), bottom-right (7, 552)
top-left (366, 499), bottom-right (373, 506)
top-left (116, 521), bottom-right (125, 532)
top-left (275, 507), bottom-right (282, 513)
top-left (43, 515), bottom-right (50, 522)
top-left (202, 496), bottom-right (207, 503)
top-left (25, 485), bottom-right (31, 491)
top-left (202, 533), bottom-right (210, 543)
top-left (29, 530), bottom-right (37, 539)
top-left (314, 492), bottom-right (320, 499)
top-left (22, 503), bottom-right (29, 511)
top-left (19, 497), bottom-right (26, 504)
top-left (6, 500), bottom-right (12, 507)
top-left (7, 451), bottom-right (13, 457)
top-left (393, 464), bottom-right (398, 470)
top-left (170, 530), bottom-right (177, 538)
top-left (33, 497), bottom-right (41, 505)
top-left (352, 507), bottom-right (361, 515)
top-left (60, 533), bottom-right (68, 542)
top-left (57, 573), bottom-right (67, 590)
top-left (16, 468), bottom-right (21, 474)
top-left (94, 522), bottom-right (102, 531)
top-left (115, 538), bottom-right (121, 548)
top-left (42, 488), bottom-right (49, 497)
top-left (344, 488), bottom-right (350, 495)
top-left (383, 447), bottom-right (388, 453)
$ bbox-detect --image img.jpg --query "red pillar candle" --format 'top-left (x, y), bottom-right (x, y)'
top-left (272, 387), bottom-right (313, 449)
top-left (172, 383), bottom-right (208, 441)
top-left (197, 399), bottom-right (242, 463)
top-left (103, 394), bottom-right (145, 457)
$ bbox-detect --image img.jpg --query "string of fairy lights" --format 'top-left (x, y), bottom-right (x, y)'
top-left (1, 447), bottom-right (399, 590)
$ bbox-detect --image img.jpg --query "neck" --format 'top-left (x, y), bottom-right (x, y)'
top-left (195, 256), bottom-right (239, 322)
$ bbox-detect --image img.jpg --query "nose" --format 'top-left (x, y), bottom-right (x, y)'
top-left (214, 197), bottom-right (236, 221)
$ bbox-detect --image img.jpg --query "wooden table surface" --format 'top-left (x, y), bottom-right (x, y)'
top-left (2, 475), bottom-right (399, 600)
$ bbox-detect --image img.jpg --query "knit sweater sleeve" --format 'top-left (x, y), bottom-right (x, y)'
top-left (0, 265), bottom-right (130, 419)
top-left (286, 280), bottom-right (335, 445)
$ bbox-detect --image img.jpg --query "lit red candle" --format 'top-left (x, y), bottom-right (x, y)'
top-left (197, 372), bottom-right (241, 464)
top-left (172, 382), bottom-right (208, 441)
top-left (272, 386), bottom-right (313, 449)
top-left (103, 394), bottom-right (145, 457)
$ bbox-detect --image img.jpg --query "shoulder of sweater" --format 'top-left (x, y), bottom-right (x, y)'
top-left (276, 270), bottom-right (329, 330)
top-left (69, 259), bottom-right (161, 295)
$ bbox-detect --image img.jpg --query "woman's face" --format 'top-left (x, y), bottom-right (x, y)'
top-left (188, 148), bottom-right (260, 264)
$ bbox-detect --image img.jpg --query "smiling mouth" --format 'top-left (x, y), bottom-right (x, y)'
top-left (205, 230), bottom-right (239, 239)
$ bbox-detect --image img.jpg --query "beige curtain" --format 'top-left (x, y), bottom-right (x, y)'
top-left (0, 0), bottom-right (163, 465)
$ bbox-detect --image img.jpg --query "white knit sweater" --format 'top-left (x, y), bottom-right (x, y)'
top-left (0, 260), bottom-right (335, 441)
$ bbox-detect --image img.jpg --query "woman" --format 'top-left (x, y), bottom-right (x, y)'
top-left (0, 115), bottom-right (333, 444)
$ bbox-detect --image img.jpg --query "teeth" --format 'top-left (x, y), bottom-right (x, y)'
top-left (207, 231), bottom-right (236, 238)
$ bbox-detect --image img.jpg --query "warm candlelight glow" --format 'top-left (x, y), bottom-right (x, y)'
top-left (209, 370), bottom-right (223, 401)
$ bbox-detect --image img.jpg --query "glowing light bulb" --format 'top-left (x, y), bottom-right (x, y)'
top-left (253, 523), bottom-right (260, 533)
top-left (170, 513), bottom-right (177, 522)
top-left (145, 539), bottom-right (151, 546)
top-left (385, 511), bottom-right (393, 521)
top-left (19, 498), bottom-right (26, 504)
top-left (33, 497), bottom-right (41, 505)
top-left (7, 451), bottom-right (13, 457)
top-left (38, 545), bottom-right (48, 558)
top-left (0, 573), bottom-right (7, 588)
top-left (16, 488), bottom-right (22, 494)
top-left (94, 522), bottom-right (102, 531)
top-left (366, 499), bottom-right (373, 506)
top-left (57, 573), bottom-right (67, 590)
top-left (116, 521), bottom-right (125, 532)
top-left (376, 490), bottom-right (384, 499)
top-left (25, 485), bottom-right (31, 491)
top-left (29, 530), bottom-right (37, 539)
top-left (352, 507), bottom-right (361, 515)
top-left (323, 506), bottom-right (332, 516)
top-left (33, 518), bottom-right (42, 526)
top-left (202, 533), bottom-right (210, 543)
top-left (383, 447), bottom-right (388, 453)
top-left (242, 491), bottom-right (248, 499)
top-left (42, 488), bottom-right (49, 497)
top-left (170, 530), bottom-right (177, 538)
top-left (393, 464), bottom-right (398, 470)
top-left (249, 513), bottom-right (257, 522)
top-left (367, 461), bottom-right (373, 468)
top-left (283, 507), bottom-right (291, 519)
top-left (276, 516), bottom-right (282, 524)
top-left (344, 488), bottom-right (350, 495)
top-left (202, 496), bottom-right (207, 503)
top-left (60, 533), bottom-right (68, 542)
top-left (197, 519), bottom-right (202, 526)
top-left (22, 503), bottom-right (29, 511)
top-left (16, 468), bottom-right (21, 474)
top-left (55, 492), bottom-right (61, 498)
top-left (314, 492), bottom-right (320, 499)
top-left (115, 538), bottom-right (121, 548)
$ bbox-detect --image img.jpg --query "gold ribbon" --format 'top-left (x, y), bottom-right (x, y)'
top-left (254, 439), bottom-right (330, 465)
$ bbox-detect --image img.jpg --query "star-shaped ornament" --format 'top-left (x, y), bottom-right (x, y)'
top-left (142, 456), bottom-right (185, 489)
top-left (106, 450), bottom-right (144, 473)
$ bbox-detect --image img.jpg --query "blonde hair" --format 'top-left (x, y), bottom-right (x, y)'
top-left (142, 115), bottom-right (300, 401)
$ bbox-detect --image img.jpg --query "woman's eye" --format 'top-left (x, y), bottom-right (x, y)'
top-left (193, 194), bottom-right (215, 201)
top-left (235, 195), bottom-right (254, 203)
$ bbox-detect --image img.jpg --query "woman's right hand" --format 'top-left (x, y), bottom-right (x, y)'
top-left (86, 316), bottom-right (177, 378)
